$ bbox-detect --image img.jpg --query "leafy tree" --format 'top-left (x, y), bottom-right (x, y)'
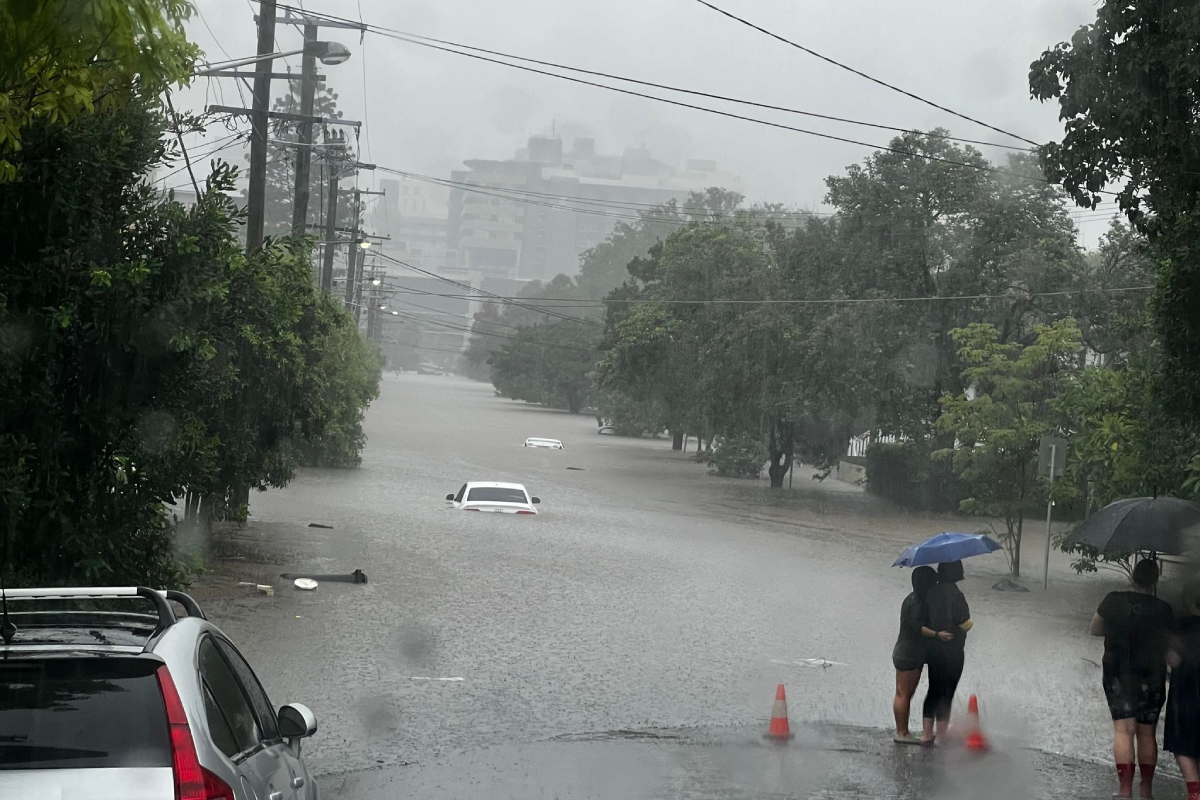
top-left (1, 92), bottom-right (380, 585)
top-left (934, 319), bottom-right (1083, 577)
top-left (1029, 0), bottom-right (1200, 420)
top-left (490, 320), bottom-right (600, 413)
top-left (708, 434), bottom-right (767, 478)
top-left (0, 0), bottom-right (198, 181)
top-left (464, 275), bottom-right (597, 380)
top-left (575, 204), bottom-right (682, 300)
top-left (1053, 356), bottom-right (1199, 573)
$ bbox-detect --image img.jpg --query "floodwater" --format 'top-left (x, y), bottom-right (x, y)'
top-left (193, 374), bottom-right (1168, 798)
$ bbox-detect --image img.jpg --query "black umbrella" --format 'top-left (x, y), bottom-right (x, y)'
top-left (1064, 497), bottom-right (1200, 556)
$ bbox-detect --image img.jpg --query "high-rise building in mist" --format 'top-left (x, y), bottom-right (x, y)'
top-left (447, 135), bottom-right (744, 281)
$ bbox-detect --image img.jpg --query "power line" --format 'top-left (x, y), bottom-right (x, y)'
top-left (374, 251), bottom-right (605, 328)
top-left (386, 308), bottom-right (596, 353)
top-left (384, 296), bottom-right (527, 331)
top-left (689, 0), bottom-right (1040, 147)
top-left (383, 167), bottom-right (824, 219)
top-left (254, 2), bottom-right (1043, 183)
top-left (382, 33), bottom-right (1027, 153)
top-left (369, 285), bottom-right (1155, 306)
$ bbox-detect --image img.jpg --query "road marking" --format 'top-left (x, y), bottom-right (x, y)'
top-left (769, 658), bottom-right (845, 669)
top-left (411, 676), bottom-right (465, 681)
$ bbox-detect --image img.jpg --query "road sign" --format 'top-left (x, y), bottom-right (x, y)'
top-left (1038, 436), bottom-right (1067, 479)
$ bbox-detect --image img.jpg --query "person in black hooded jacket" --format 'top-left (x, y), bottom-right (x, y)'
top-left (920, 560), bottom-right (973, 745)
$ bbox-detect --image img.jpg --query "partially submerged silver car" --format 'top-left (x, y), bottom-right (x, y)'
top-left (0, 587), bottom-right (319, 800)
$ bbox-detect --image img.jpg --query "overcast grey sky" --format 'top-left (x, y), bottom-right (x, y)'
top-left (177, 0), bottom-right (1119, 248)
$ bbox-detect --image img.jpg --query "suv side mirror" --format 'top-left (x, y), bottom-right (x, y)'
top-left (445, 493), bottom-right (455, 501)
top-left (278, 703), bottom-right (318, 753)
top-left (531, 497), bottom-right (541, 505)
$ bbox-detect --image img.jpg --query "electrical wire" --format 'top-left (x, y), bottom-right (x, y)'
top-left (383, 168), bottom-right (824, 219)
top-left (688, 0), bottom-right (1040, 147)
top-left (376, 32), bottom-right (1027, 153)
top-left (250, 2), bottom-right (1055, 184)
top-left (371, 284), bottom-right (1155, 306)
top-left (385, 308), bottom-right (596, 353)
top-left (375, 251), bottom-right (605, 328)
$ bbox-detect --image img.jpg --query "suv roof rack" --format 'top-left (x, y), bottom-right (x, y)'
top-left (0, 587), bottom-right (207, 647)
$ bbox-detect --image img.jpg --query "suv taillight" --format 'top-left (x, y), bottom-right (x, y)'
top-left (156, 665), bottom-right (236, 800)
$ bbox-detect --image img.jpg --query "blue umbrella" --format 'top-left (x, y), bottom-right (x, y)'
top-left (892, 532), bottom-right (1002, 568)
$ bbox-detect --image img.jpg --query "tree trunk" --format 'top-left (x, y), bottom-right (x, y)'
top-left (1013, 515), bottom-right (1024, 578)
top-left (768, 453), bottom-right (791, 488)
top-left (671, 431), bottom-right (684, 451)
top-left (766, 418), bottom-right (794, 489)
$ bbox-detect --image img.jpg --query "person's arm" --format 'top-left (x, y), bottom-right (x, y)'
top-left (958, 618), bottom-right (974, 632)
top-left (921, 626), bottom-right (954, 641)
top-left (1089, 612), bottom-right (1106, 637)
top-left (952, 589), bottom-right (971, 627)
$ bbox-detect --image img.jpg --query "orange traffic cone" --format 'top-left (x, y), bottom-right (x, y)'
top-left (765, 684), bottom-right (793, 740)
top-left (964, 694), bottom-right (988, 752)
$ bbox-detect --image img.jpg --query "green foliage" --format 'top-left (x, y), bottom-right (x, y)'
top-left (490, 320), bottom-right (601, 413)
top-left (0, 0), bottom-right (198, 181)
top-left (595, 389), bottom-right (667, 438)
top-left (934, 319), bottom-right (1083, 576)
top-left (1053, 357), bottom-right (1200, 573)
top-left (708, 434), bottom-right (767, 479)
top-left (0, 97), bottom-right (379, 586)
top-left (865, 442), bottom-right (963, 512)
top-left (1030, 0), bottom-right (1200, 422)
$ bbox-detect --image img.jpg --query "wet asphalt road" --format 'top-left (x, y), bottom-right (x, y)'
top-left (196, 374), bottom-right (1179, 798)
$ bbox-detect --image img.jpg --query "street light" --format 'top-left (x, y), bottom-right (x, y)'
top-left (372, 279), bottom-right (382, 285)
top-left (193, 40), bottom-right (351, 75)
top-left (359, 241), bottom-right (372, 250)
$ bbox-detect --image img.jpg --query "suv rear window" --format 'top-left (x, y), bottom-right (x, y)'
top-left (0, 658), bottom-right (170, 770)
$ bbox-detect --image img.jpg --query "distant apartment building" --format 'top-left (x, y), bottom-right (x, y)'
top-left (447, 135), bottom-right (744, 281)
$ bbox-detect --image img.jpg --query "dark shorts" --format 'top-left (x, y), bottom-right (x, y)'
top-left (893, 657), bottom-right (922, 673)
top-left (1103, 671), bottom-right (1167, 724)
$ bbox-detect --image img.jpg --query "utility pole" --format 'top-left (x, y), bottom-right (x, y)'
top-left (319, 132), bottom-right (346, 291)
top-left (244, 0), bottom-right (277, 251)
top-left (344, 188), bottom-right (362, 311)
top-left (290, 23), bottom-right (319, 236)
top-left (344, 188), bottom-right (386, 315)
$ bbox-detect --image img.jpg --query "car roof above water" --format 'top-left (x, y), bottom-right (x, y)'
top-left (465, 481), bottom-right (528, 490)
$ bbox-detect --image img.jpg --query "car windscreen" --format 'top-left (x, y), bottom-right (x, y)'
top-left (0, 657), bottom-right (170, 770)
top-left (466, 487), bottom-right (528, 503)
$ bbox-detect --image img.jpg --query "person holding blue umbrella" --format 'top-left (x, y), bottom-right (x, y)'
top-left (892, 532), bottom-right (996, 745)
top-left (921, 560), bottom-right (974, 745)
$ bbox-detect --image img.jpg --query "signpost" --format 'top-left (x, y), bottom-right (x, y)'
top-left (1039, 435), bottom-right (1068, 590)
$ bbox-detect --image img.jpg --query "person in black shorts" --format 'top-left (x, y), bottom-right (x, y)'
top-left (1091, 559), bottom-right (1174, 800)
top-left (892, 566), bottom-right (937, 744)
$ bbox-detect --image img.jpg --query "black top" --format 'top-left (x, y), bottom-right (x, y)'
top-left (1097, 590), bottom-right (1174, 677)
top-left (893, 592), bottom-right (928, 664)
top-left (927, 583), bottom-right (971, 650)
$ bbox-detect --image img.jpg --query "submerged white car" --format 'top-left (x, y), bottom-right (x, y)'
top-left (446, 482), bottom-right (541, 514)
top-left (523, 437), bottom-right (564, 449)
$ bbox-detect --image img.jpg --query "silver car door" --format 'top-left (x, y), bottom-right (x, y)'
top-left (197, 637), bottom-right (295, 800)
top-left (213, 638), bottom-right (310, 800)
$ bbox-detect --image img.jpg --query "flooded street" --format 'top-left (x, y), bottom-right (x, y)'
top-left (196, 375), bottom-right (1159, 797)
